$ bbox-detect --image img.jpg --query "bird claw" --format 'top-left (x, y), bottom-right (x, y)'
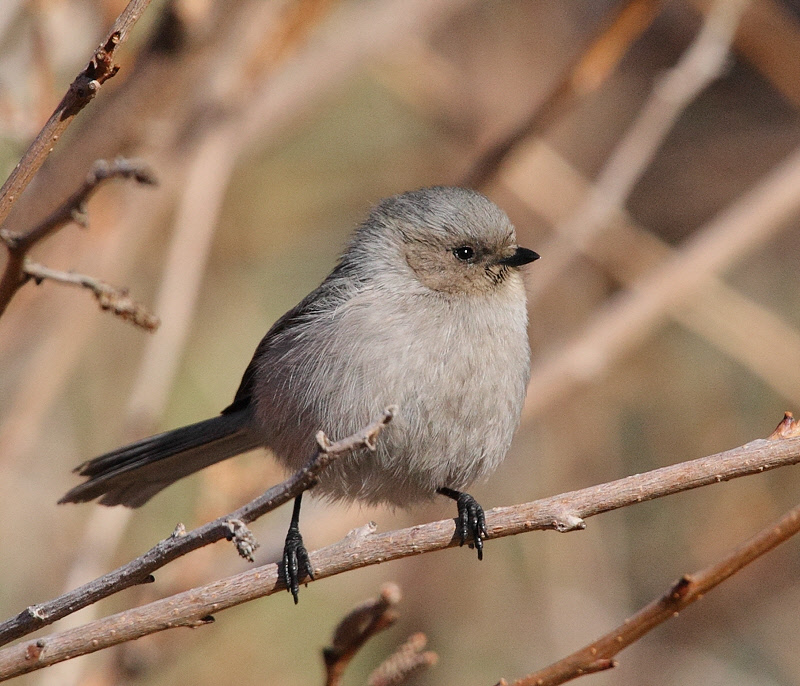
top-left (450, 491), bottom-right (488, 560)
top-left (282, 525), bottom-right (314, 604)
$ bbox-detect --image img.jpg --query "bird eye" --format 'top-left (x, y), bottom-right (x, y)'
top-left (452, 246), bottom-right (475, 262)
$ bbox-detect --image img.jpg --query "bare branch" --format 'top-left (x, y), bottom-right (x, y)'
top-left (0, 0), bottom-right (153, 229)
top-left (367, 632), bottom-right (438, 686)
top-left (522, 138), bottom-right (800, 420)
top-left (6, 158), bottom-right (156, 251)
top-left (0, 407), bottom-right (396, 648)
top-left (462, 0), bottom-right (662, 189)
top-left (23, 262), bottom-right (159, 332)
top-left (503, 141), bottom-right (800, 411)
top-left (324, 583), bottom-right (402, 686)
top-left (0, 158), bottom-right (157, 318)
top-left (687, 0), bottom-right (800, 111)
top-left (527, 0), bottom-right (748, 299)
top-left (507, 498), bottom-right (800, 685)
top-left (1, 416), bottom-right (800, 679)
top-left (322, 583), bottom-right (437, 686)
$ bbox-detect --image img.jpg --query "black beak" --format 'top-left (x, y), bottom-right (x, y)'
top-left (500, 246), bottom-right (540, 268)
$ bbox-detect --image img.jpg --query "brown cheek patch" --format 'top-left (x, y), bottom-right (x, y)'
top-left (404, 244), bottom-right (492, 294)
top-left (404, 243), bottom-right (456, 292)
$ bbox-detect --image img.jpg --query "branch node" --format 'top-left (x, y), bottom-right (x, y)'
top-left (768, 411), bottom-right (800, 440)
top-left (24, 642), bottom-right (44, 662)
top-left (316, 430), bottom-right (334, 453)
top-left (550, 512), bottom-right (586, 533)
top-left (70, 205), bottom-right (89, 228)
top-left (171, 523), bottom-right (187, 538)
top-left (64, 77), bottom-right (101, 117)
top-left (224, 518), bottom-right (260, 562)
top-left (86, 31), bottom-right (121, 83)
top-left (343, 521), bottom-right (378, 542)
top-left (0, 229), bottom-right (22, 251)
top-left (25, 606), bottom-right (47, 622)
top-left (584, 657), bottom-right (617, 674)
top-left (667, 575), bottom-right (693, 601)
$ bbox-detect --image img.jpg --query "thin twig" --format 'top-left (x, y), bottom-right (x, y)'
top-left (5, 158), bottom-right (156, 251)
top-left (1, 417), bottom-right (799, 679)
top-left (462, 0), bottom-right (662, 189)
top-left (367, 632), bottom-right (438, 686)
top-left (23, 262), bottom-right (159, 331)
top-left (324, 583), bottom-right (402, 686)
top-left (0, 0), bottom-right (152, 229)
top-left (521, 138), bottom-right (800, 419)
top-left (0, 407), bottom-right (396, 648)
top-left (0, 158), bottom-right (157, 317)
top-left (507, 499), bottom-right (800, 685)
top-left (526, 0), bottom-right (748, 300)
top-left (688, 0), bottom-right (800, 111)
top-left (502, 141), bottom-right (800, 409)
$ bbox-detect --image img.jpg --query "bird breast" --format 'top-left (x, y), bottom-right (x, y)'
top-left (254, 275), bottom-right (530, 507)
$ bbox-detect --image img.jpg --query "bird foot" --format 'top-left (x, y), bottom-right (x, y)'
top-left (438, 487), bottom-right (488, 560)
top-left (282, 524), bottom-right (314, 604)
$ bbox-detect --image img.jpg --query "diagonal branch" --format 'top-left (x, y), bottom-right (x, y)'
top-left (0, 158), bottom-right (157, 317)
top-left (0, 407), bottom-right (396, 648)
top-left (462, 0), bottom-right (662, 189)
top-left (526, 0), bottom-right (749, 300)
top-left (0, 0), bottom-right (152, 230)
top-left (1, 415), bottom-right (799, 679)
top-left (522, 138), bottom-right (800, 419)
top-left (507, 499), bottom-right (800, 686)
top-left (324, 582), bottom-right (402, 686)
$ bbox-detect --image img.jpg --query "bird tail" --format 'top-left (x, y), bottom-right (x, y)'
top-left (59, 410), bottom-right (261, 508)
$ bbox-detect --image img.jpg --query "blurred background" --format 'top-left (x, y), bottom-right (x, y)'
top-left (2, 0), bottom-right (800, 684)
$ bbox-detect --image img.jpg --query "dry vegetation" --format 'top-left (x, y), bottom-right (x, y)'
top-left (2, 0), bottom-right (800, 685)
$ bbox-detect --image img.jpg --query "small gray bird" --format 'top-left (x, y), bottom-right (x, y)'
top-left (61, 186), bottom-right (539, 602)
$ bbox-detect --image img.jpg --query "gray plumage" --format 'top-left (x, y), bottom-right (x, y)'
top-left (60, 187), bottom-right (534, 510)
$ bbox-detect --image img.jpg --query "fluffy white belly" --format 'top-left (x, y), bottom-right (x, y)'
top-left (255, 281), bottom-right (530, 506)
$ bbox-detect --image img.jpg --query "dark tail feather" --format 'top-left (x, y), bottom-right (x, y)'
top-left (59, 411), bottom-right (261, 508)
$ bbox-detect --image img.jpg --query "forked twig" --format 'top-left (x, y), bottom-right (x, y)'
top-left (0, 158), bottom-right (157, 318)
top-left (0, 407), bottom-right (396, 648)
top-left (1, 414), bottom-right (799, 679)
top-left (0, 0), bottom-right (152, 229)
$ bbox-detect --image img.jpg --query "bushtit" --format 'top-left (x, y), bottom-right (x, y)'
top-left (61, 186), bottom-right (539, 602)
